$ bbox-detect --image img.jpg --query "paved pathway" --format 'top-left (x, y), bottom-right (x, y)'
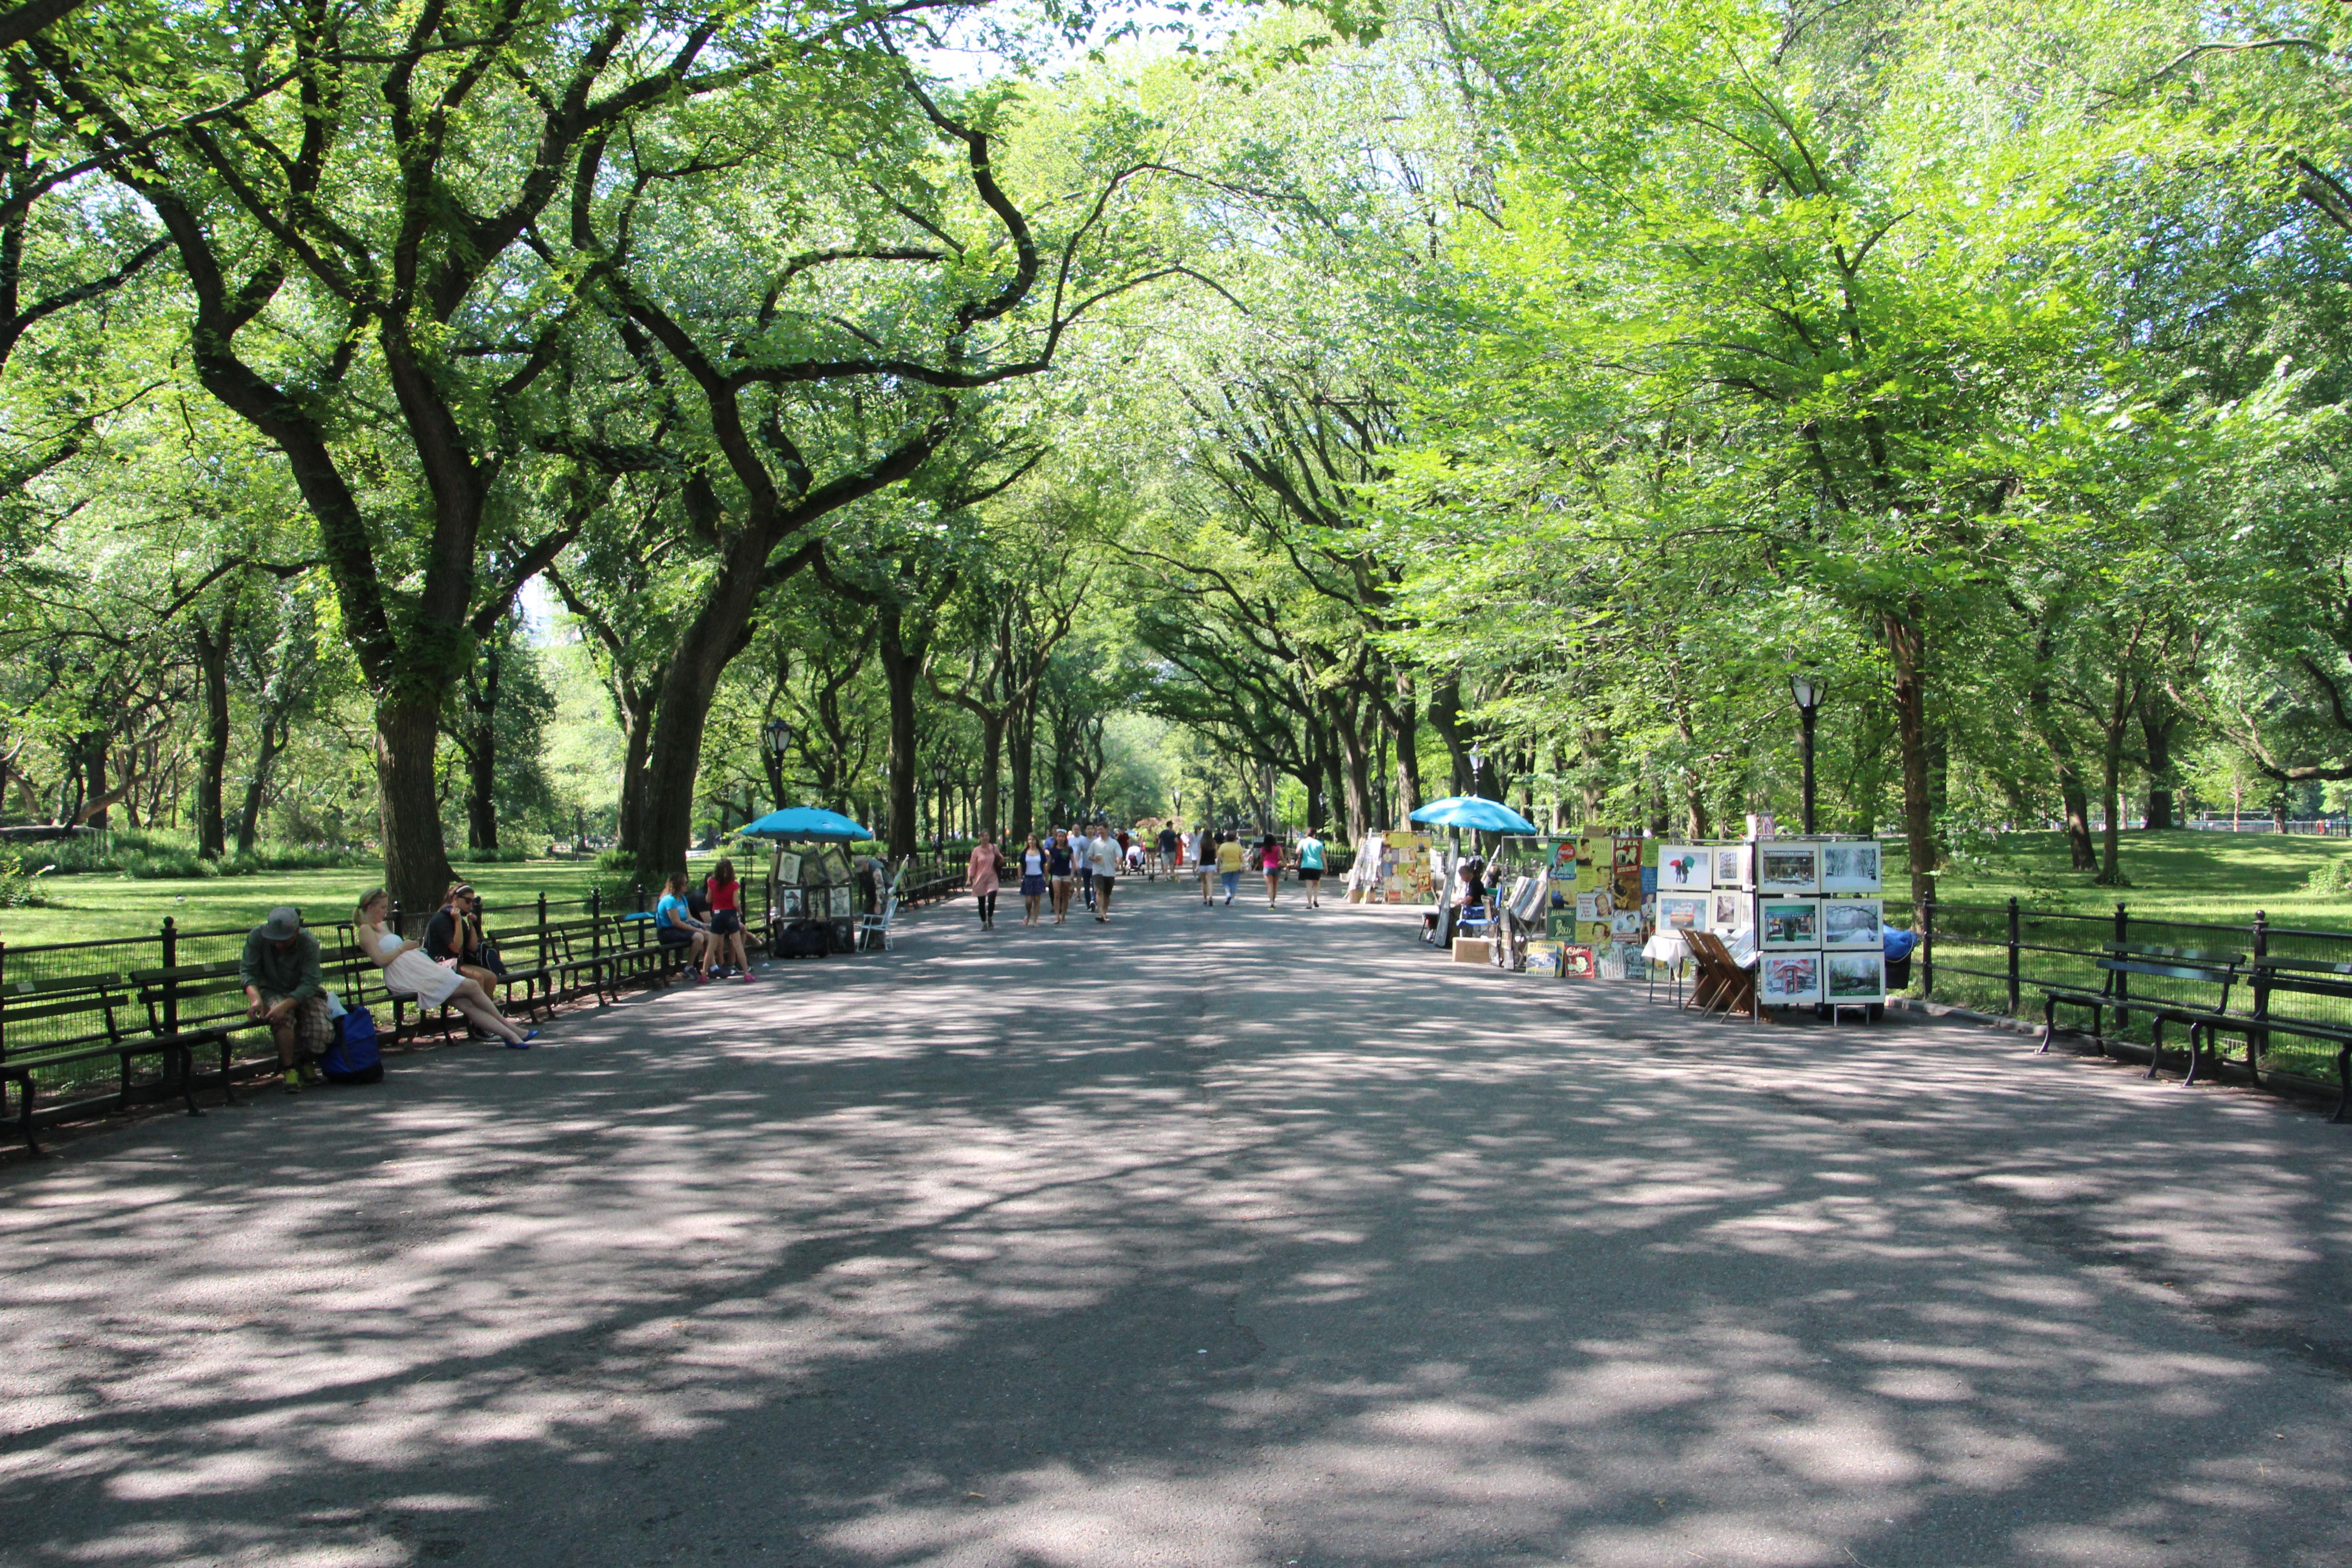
top-left (2, 880), bottom-right (2348, 1568)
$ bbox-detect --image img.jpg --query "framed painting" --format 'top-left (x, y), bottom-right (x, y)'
top-left (1759, 952), bottom-right (1821, 1006)
top-left (1821, 898), bottom-right (1884, 951)
top-left (776, 887), bottom-right (805, 919)
top-left (1759, 897), bottom-right (1821, 949)
top-left (1710, 890), bottom-right (1750, 935)
top-left (1756, 841), bottom-right (1822, 894)
top-left (1712, 843), bottom-right (1753, 888)
top-left (1657, 893), bottom-right (1709, 933)
top-left (1820, 840), bottom-right (1883, 894)
top-left (1658, 846), bottom-right (1710, 892)
top-left (1825, 951), bottom-right (1886, 1003)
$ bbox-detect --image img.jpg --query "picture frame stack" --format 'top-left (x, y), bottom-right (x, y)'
top-left (1679, 834), bottom-right (1886, 1012)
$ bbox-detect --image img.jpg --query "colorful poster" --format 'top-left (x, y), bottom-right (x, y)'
top-left (1524, 940), bottom-right (1564, 977)
top-left (1576, 892), bottom-right (1599, 921)
top-left (1562, 944), bottom-right (1597, 979)
top-left (1547, 911), bottom-right (1582, 941)
top-left (1657, 893), bottom-right (1708, 932)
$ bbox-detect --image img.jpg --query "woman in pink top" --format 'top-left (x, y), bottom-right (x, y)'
top-left (966, 833), bottom-right (1002, 930)
top-left (1259, 835), bottom-right (1285, 907)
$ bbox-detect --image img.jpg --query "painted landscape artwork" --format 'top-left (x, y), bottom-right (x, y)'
top-left (1821, 898), bottom-right (1883, 949)
top-left (1760, 898), bottom-right (1820, 948)
top-left (1761, 953), bottom-right (1820, 1005)
top-left (1821, 841), bottom-right (1883, 894)
top-left (1756, 843), bottom-right (1821, 893)
top-left (1827, 951), bottom-right (1886, 1001)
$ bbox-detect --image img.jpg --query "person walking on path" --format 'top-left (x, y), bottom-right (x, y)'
top-left (1048, 829), bottom-right (1078, 924)
top-left (1156, 823), bottom-right (1179, 875)
top-left (1195, 824), bottom-right (1217, 906)
top-left (967, 833), bottom-right (1002, 930)
top-left (1295, 828), bottom-right (1328, 908)
top-left (706, 859), bottom-right (755, 980)
top-left (240, 906), bottom-right (334, 1091)
top-left (1088, 827), bottom-right (1123, 922)
top-left (1017, 835), bottom-right (1047, 925)
top-left (354, 890), bottom-right (536, 1049)
top-left (1258, 834), bottom-right (1286, 908)
top-left (1072, 825), bottom-right (1095, 913)
top-left (1216, 831), bottom-right (1245, 906)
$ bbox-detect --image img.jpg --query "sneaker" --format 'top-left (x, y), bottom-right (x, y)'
top-left (298, 1062), bottom-right (323, 1085)
top-left (282, 1070), bottom-right (303, 1094)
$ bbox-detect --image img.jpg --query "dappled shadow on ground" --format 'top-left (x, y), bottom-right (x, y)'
top-left (1, 887), bottom-right (2347, 1567)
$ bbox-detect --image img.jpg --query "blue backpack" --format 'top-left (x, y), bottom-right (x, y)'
top-left (320, 1005), bottom-right (384, 1085)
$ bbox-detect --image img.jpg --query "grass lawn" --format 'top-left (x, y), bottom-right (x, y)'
top-left (1, 857), bottom-right (616, 950)
top-left (1890, 828), bottom-right (2352, 931)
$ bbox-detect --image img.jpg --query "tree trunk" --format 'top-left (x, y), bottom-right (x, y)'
top-left (877, 606), bottom-right (921, 857)
top-left (635, 534), bottom-right (776, 886)
top-left (1009, 692), bottom-right (1037, 840)
top-left (193, 610), bottom-right (233, 859)
top-left (1425, 673), bottom-right (1471, 796)
top-left (1386, 671), bottom-right (1422, 823)
top-left (2139, 692), bottom-right (2177, 831)
top-left (1886, 605), bottom-right (1936, 906)
top-left (464, 643), bottom-right (501, 853)
top-left (2096, 668), bottom-right (2132, 885)
top-left (377, 691), bottom-right (456, 916)
top-left (978, 713), bottom-right (1004, 839)
top-left (236, 716), bottom-right (285, 855)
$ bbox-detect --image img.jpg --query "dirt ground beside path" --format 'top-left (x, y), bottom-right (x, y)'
top-left (2, 877), bottom-right (2347, 1568)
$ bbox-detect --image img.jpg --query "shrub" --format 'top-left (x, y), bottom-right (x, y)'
top-left (2305, 859), bottom-right (2352, 896)
top-left (0, 849), bottom-right (56, 907)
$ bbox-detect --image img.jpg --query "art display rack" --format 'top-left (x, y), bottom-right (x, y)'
top-left (1645, 833), bottom-right (1890, 1016)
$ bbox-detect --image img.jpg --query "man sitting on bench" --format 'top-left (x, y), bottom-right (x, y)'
top-left (241, 905), bottom-right (330, 1092)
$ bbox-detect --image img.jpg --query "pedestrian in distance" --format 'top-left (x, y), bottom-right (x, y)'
top-left (1072, 823), bottom-right (1095, 912)
top-left (1296, 827), bottom-right (1328, 908)
top-left (656, 872), bottom-right (714, 980)
top-left (1216, 831), bottom-right (1245, 906)
top-left (1259, 833), bottom-right (1285, 908)
top-left (354, 890), bottom-right (536, 1049)
top-left (967, 833), bottom-right (1002, 930)
top-left (1195, 823), bottom-right (1217, 906)
top-left (1088, 826), bottom-right (1122, 921)
top-left (706, 858), bottom-right (754, 980)
top-left (1157, 822), bottom-right (1179, 875)
top-left (1018, 835), bottom-right (1047, 925)
top-left (240, 905), bottom-right (334, 1091)
top-left (1048, 828), bottom-right (1078, 924)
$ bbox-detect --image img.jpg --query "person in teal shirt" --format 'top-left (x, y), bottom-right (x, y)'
top-left (1296, 831), bottom-right (1328, 909)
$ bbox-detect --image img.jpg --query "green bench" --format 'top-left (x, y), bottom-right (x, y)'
top-left (3, 969), bottom-right (202, 1154)
top-left (2036, 942), bottom-right (2244, 1073)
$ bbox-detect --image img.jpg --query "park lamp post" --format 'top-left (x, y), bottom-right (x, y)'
top-left (1789, 672), bottom-right (1825, 834)
top-left (931, 762), bottom-right (949, 853)
top-left (761, 716), bottom-right (794, 808)
top-left (1469, 745), bottom-right (1485, 798)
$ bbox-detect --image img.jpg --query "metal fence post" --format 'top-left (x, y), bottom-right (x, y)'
top-left (161, 916), bottom-right (179, 1038)
top-left (1921, 893), bottom-right (1936, 1002)
top-left (2007, 896), bottom-right (2021, 1016)
top-left (2113, 901), bottom-right (2130, 1029)
top-left (2250, 908), bottom-right (2270, 1075)
top-left (537, 891), bottom-right (549, 972)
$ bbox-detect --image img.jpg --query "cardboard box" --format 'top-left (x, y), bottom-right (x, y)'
top-left (1452, 937), bottom-right (1491, 965)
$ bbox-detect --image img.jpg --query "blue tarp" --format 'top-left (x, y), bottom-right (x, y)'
top-left (738, 807), bottom-right (870, 843)
top-left (1409, 795), bottom-right (1541, 834)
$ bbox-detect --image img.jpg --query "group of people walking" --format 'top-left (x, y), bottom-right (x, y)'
top-left (960, 822), bottom-right (1328, 931)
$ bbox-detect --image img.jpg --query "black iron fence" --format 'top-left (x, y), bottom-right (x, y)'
top-left (1888, 897), bottom-right (2352, 1088)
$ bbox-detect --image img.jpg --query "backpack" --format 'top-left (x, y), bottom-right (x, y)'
top-left (320, 1005), bottom-right (385, 1085)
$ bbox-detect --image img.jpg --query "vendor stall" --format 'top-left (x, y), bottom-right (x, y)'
top-left (738, 806), bottom-right (876, 956)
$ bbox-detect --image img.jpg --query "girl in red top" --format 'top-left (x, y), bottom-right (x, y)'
top-left (706, 858), bottom-right (753, 982)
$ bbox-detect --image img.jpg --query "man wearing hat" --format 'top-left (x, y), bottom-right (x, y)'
top-left (241, 906), bottom-right (330, 1092)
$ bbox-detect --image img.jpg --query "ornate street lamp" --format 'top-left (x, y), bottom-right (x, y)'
top-left (1790, 672), bottom-right (1826, 834)
top-left (761, 717), bottom-right (794, 808)
top-left (931, 762), bottom-right (949, 852)
top-left (1468, 745), bottom-right (1485, 797)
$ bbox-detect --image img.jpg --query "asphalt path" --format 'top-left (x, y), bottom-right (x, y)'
top-left (2, 877), bottom-right (2348, 1568)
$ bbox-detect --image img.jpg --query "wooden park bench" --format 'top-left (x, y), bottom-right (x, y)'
top-left (131, 958), bottom-right (271, 1101)
top-left (2180, 956), bottom-right (2352, 1122)
top-left (3, 968), bottom-right (201, 1154)
top-left (2035, 942), bottom-right (2242, 1073)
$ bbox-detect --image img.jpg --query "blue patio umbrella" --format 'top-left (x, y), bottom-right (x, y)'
top-left (738, 806), bottom-right (870, 843)
top-left (1409, 795), bottom-right (1540, 834)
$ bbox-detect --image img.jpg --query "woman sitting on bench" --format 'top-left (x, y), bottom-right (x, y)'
top-left (354, 889), bottom-right (536, 1049)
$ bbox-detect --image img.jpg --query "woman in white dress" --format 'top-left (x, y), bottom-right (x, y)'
top-left (354, 889), bottom-right (536, 1048)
